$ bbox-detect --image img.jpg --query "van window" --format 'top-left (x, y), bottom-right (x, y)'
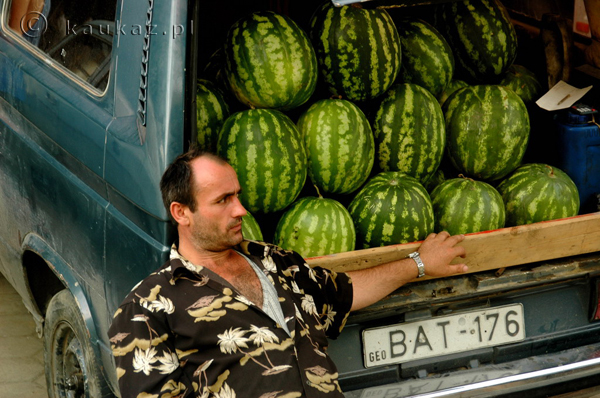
top-left (6, 0), bottom-right (117, 91)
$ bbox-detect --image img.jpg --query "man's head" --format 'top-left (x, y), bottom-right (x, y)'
top-left (160, 148), bottom-right (247, 252)
top-left (160, 148), bottom-right (227, 218)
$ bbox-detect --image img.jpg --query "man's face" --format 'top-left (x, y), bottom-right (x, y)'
top-left (187, 157), bottom-right (248, 252)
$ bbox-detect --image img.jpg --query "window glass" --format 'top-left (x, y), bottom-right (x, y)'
top-left (7, 0), bottom-right (117, 91)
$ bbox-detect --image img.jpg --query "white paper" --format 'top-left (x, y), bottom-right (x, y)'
top-left (536, 80), bottom-right (593, 111)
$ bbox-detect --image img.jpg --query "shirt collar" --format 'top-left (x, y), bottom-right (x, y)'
top-left (169, 240), bottom-right (281, 273)
top-left (169, 244), bottom-right (204, 273)
top-left (169, 240), bottom-right (273, 273)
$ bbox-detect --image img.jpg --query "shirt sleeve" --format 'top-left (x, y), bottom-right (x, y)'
top-left (289, 250), bottom-right (354, 340)
top-left (108, 298), bottom-right (193, 398)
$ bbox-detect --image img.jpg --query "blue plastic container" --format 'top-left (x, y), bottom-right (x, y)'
top-left (555, 107), bottom-right (600, 214)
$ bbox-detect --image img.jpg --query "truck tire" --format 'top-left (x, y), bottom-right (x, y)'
top-left (43, 289), bottom-right (109, 398)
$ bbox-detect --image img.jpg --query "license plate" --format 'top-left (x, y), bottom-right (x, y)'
top-left (362, 304), bottom-right (525, 368)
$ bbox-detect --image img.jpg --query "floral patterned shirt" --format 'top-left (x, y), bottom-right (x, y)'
top-left (108, 240), bottom-right (353, 398)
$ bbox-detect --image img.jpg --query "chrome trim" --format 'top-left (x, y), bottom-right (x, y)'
top-left (137, 0), bottom-right (154, 128)
top-left (419, 357), bottom-right (600, 397)
top-left (332, 0), bottom-right (372, 5)
top-left (346, 342), bottom-right (600, 397)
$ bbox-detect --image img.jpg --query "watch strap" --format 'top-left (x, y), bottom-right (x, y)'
top-left (408, 251), bottom-right (426, 278)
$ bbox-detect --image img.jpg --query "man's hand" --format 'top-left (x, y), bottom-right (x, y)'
top-left (349, 231), bottom-right (468, 311)
top-left (418, 231), bottom-right (467, 277)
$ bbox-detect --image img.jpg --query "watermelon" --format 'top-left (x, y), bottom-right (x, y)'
top-left (309, 2), bottom-right (401, 102)
top-left (217, 109), bottom-right (307, 214)
top-left (500, 64), bottom-right (543, 104)
top-left (242, 212), bottom-right (263, 241)
top-left (297, 99), bottom-right (374, 194)
top-left (196, 80), bottom-right (230, 152)
top-left (200, 48), bottom-right (229, 96)
top-left (274, 196), bottom-right (355, 257)
top-left (224, 11), bottom-right (318, 111)
top-left (395, 18), bottom-right (454, 97)
top-left (424, 168), bottom-right (446, 193)
top-left (438, 79), bottom-right (468, 107)
top-left (430, 176), bottom-right (505, 235)
top-left (373, 83), bottom-right (445, 183)
top-left (496, 163), bottom-right (580, 227)
top-left (443, 85), bottom-right (530, 181)
top-left (436, 0), bottom-right (518, 82)
top-left (348, 172), bottom-right (434, 248)
top-left (201, 48), bottom-right (245, 113)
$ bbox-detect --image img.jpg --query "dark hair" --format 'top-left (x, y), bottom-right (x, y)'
top-left (160, 147), bottom-right (228, 221)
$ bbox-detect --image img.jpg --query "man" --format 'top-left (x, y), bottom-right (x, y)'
top-left (108, 148), bottom-right (467, 398)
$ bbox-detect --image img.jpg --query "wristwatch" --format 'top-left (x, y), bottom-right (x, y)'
top-left (408, 251), bottom-right (426, 278)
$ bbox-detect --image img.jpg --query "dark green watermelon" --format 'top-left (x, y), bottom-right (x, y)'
top-left (497, 163), bottom-right (580, 226)
top-left (217, 109), bottom-right (307, 214)
top-left (437, 0), bottom-right (518, 82)
top-left (309, 2), bottom-right (402, 102)
top-left (348, 172), bottom-right (434, 248)
top-left (443, 84), bottom-right (530, 181)
top-left (430, 176), bottom-right (505, 234)
top-left (373, 83), bottom-right (445, 183)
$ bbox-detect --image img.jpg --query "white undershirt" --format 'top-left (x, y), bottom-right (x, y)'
top-left (238, 252), bottom-right (291, 336)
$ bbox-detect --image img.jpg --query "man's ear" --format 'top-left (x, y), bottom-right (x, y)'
top-left (170, 202), bottom-right (191, 226)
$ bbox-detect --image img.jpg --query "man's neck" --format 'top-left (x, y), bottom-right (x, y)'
top-left (177, 240), bottom-right (237, 270)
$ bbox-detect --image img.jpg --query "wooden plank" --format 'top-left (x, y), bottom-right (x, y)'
top-left (306, 212), bottom-right (600, 279)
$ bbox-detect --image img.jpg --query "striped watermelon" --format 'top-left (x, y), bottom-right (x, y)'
top-left (242, 212), bottom-right (263, 241)
top-left (438, 79), bottom-right (468, 107)
top-left (196, 80), bottom-right (230, 152)
top-left (437, 0), bottom-right (518, 82)
top-left (430, 176), bottom-right (505, 235)
top-left (309, 2), bottom-right (401, 102)
top-left (444, 85), bottom-right (530, 181)
top-left (217, 109), bottom-right (307, 214)
top-left (201, 48), bottom-right (223, 82)
top-left (424, 168), bottom-right (446, 193)
top-left (395, 18), bottom-right (454, 97)
top-left (274, 196), bottom-right (355, 257)
top-left (224, 11), bottom-right (318, 111)
top-left (496, 163), bottom-right (580, 226)
top-left (373, 83), bottom-right (445, 183)
top-left (500, 64), bottom-right (543, 104)
top-left (201, 48), bottom-right (245, 113)
top-left (201, 49), bottom-right (230, 98)
top-left (297, 99), bottom-right (374, 194)
top-left (348, 172), bottom-right (434, 248)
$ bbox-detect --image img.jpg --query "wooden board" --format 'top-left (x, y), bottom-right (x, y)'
top-left (306, 212), bottom-right (600, 279)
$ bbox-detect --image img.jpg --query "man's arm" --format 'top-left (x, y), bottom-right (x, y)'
top-left (347, 231), bottom-right (467, 311)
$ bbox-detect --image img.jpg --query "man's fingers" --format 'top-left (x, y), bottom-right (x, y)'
top-left (444, 233), bottom-right (465, 245)
top-left (453, 245), bottom-right (467, 258)
top-left (451, 263), bottom-right (469, 274)
top-left (419, 232), bottom-right (468, 278)
top-left (436, 230), bottom-right (451, 240)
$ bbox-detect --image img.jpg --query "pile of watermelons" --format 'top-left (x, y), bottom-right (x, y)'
top-left (195, 0), bottom-right (580, 257)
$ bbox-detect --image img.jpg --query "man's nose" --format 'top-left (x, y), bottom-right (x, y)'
top-left (232, 196), bottom-right (247, 218)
